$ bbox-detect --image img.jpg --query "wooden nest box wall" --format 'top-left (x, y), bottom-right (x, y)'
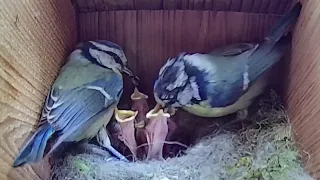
top-left (0, 0), bottom-right (319, 179)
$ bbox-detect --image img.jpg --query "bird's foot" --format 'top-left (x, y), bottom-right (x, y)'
top-left (77, 142), bottom-right (112, 158)
top-left (236, 109), bottom-right (248, 120)
top-left (97, 127), bottom-right (129, 162)
top-left (218, 109), bottom-right (250, 130)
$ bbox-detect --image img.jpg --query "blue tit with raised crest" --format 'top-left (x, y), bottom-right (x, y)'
top-left (153, 3), bottom-right (302, 119)
top-left (13, 40), bottom-right (139, 167)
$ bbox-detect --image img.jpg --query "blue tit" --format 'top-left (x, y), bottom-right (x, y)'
top-left (13, 40), bottom-right (138, 167)
top-left (153, 3), bottom-right (302, 119)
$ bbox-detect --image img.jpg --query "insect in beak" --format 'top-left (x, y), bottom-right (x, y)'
top-left (162, 104), bottom-right (177, 116)
top-left (123, 66), bottom-right (140, 86)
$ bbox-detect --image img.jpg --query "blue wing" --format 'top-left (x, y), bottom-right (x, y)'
top-left (201, 40), bottom-right (285, 108)
top-left (45, 74), bottom-right (123, 138)
top-left (205, 61), bottom-right (248, 108)
top-left (13, 73), bottom-right (123, 167)
top-left (186, 43), bottom-right (258, 108)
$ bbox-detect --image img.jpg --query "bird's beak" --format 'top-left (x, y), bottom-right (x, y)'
top-left (115, 108), bottom-right (138, 123)
top-left (131, 87), bottom-right (148, 100)
top-left (161, 104), bottom-right (176, 116)
top-left (123, 66), bottom-right (140, 86)
top-left (154, 93), bottom-right (177, 116)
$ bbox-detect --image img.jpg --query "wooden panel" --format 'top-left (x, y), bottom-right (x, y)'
top-left (284, 0), bottom-right (320, 178)
top-left (0, 0), bottom-right (77, 179)
top-left (73, 0), bottom-right (293, 14)
top-left (79, 10), bottom-right (282, 103)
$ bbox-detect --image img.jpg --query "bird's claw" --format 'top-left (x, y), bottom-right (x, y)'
top-left (97, 127), bottom-right (129, 162)
top-left (236, 109), bottom-right (248, 120)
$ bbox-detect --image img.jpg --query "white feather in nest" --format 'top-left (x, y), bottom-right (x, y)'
top-left (50, 90), bottom-right (314, 180)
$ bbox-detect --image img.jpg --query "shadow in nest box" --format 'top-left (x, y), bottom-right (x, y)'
top-left (168, 110), bottom-right (229, 145)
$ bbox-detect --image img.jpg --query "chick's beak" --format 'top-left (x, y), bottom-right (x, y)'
top-left (123, 66), bottom-right (140, 86)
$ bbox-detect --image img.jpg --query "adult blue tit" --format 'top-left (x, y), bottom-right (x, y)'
top-left (153, 3), bottom-right (302, 118)
top-left (13, 40), bottom-right (137, 167)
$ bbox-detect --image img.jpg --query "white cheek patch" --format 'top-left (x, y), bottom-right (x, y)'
top-left (89, 48), bottom-right (121, 69)
top-left (159, 58), bottom-right (175, 76)
top-left (243, 64), bottom-right (250, 91)
top-left (183, 53), bottom-right (214, 73)
top-left (90, 41), bottom-right (127, 64)
top-left (166, 62), bottom-right (188, 91)
top-left (177, 84), bottom-right (193, 106)
top-left (189, 76), bottom-right (201, 100)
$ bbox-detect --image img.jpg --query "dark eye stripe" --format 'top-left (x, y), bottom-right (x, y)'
top-left (102, 50), bottom-right (124, 67)
top-left (79, 41), bottom-right (124, 69)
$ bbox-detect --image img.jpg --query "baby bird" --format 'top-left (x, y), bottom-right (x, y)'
top-left (130, 87), bottom-right (150, 159)
top-left (131, 87), bottom-right (149, 126)
top-left (153, 3), bottom-right (302, 119)
top-left (114, 108), bottom-right (139, 161)
top-left (145, 104), bottom-right (171, 160)
top-left (13, 40), bottom-right (138, 167)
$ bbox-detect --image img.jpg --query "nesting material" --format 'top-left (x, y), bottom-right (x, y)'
top-left (50, 90), bottom-right (313, 180)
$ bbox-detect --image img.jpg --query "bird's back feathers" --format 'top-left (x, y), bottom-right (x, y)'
top-left (13, 63), bottom-right (123, 167)
top-left (55, 58), bottom-right (121, 90)
top-left (154, 2), bottom-right (302, 114)
top-left (187, 3), bottom-right (300, 108)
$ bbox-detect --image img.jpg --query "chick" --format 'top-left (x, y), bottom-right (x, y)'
top-left (114, 108), bottom-right (139, 161)
top-left (131, 87), bottom-right (149, 127)
top-left (145, 104), bottom-right (170, 160)
top-left (135, 121), bottom-right (148, 160)
top-left (130, 87), bottom-right (150, 159)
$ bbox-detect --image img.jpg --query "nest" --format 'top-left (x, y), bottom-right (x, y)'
top-left (50, 90), bottom-right (313, 180)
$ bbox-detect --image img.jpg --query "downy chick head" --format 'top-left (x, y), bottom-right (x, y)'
top-left (71, 40), bottom-right (139, 85)
top-left (154, 53), bottom-right (203, 113)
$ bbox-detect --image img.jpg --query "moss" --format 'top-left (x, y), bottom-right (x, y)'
top-left (73, 159), bottom-right (90, 173)
top-left (51, 90), bottom-right (312, 180)
top-left (226, 122), bottom-right (304, 180)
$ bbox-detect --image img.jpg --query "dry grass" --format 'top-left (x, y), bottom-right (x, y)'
top-left (50, 90), bottom-right (313, 180)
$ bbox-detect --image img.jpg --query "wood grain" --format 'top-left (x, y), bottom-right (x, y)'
top-left (0, 0), bottom-right (77, 179)
top-left (73, 0), bottom-right (294, 13)
top-left (3, 0), bottom-right (319, 179)
top-left (284, 0), bottom-right (320, 178)
top-left (79, 10), bottom-right (282, 103)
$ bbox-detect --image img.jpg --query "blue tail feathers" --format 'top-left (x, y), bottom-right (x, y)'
top-left (267, 2), bottom-right (302, 42)
top-left (13, 123), bottom-right (54, 167)
top-left (248, 2), bottom-right (302, 81)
